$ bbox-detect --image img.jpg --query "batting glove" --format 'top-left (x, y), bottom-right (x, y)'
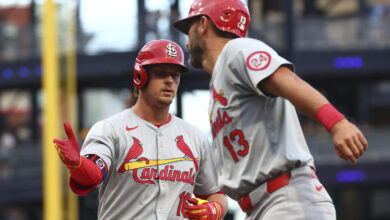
top-left (184, 197), bottom-right (224, 220)
top-left (53, 122), bottom-right (81, 169)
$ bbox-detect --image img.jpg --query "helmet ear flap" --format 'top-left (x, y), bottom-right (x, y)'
top-left (133, 62), bottom-right (148, 89)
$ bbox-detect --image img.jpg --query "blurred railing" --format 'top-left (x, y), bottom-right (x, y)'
top-left (0, 142), bottom-right (42, 203)
top-left (235, 15), bottom-right (390, 52)
top-left (1, 14), bottom-right (390, 63)
top-left (295, 16), bottom-right (390, 51)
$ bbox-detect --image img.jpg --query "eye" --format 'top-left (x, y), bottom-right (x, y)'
top-left (171, 72), bottom-right (181, 81)
top-left (153, 71), bottom-right (165, 77)
top-left (173, 72), bottom-right (181, 77)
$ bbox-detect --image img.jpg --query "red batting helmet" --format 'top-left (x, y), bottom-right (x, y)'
top-left (133, 39), bottom-right (189, 89)
top-left (173, 0), bottom-right (250, 38)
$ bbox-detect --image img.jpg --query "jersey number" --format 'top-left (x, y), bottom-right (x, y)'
top-left (223, 129), bottom-right (249, 162)
top-left (177, 191), bottom-right (191, 217)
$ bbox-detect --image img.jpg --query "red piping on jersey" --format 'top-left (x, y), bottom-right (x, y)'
top-left (153, 114), bottom-right (172, 127)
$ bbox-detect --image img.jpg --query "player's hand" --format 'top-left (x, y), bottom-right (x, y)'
top-left (183, 198), bottom-right (224, 220)
top-left (331, 119), bottom-right (368, 164)
top-left (53, 122), bottom-right (81, 169)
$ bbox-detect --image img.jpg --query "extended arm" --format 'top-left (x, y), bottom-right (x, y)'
top-left (259, 66), bottom-right (368, 163)
top-left (53, 122), bottom-right (105, 195)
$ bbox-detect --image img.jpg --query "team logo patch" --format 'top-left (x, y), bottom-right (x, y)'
top-left (246, 51), bottom-right (271, 71)
top-left (166, 43), bottom-right (177, 57)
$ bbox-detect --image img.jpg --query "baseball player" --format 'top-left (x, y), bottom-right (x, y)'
top-left (53, 39), bottom-right (227, 220)
top-left (173, 0), bottom-right (368, 219)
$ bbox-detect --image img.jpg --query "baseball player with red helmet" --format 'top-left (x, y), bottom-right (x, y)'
top-left (53, 39), bottom-right (227, 220)
top-left (174, 0), bottom-right (368, 219)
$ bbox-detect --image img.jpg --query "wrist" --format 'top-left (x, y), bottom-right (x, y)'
top-left (315, 103), bottom-right (345, 132)
top-left (212, 201), bottom-right (224, 220)
top-left (67, 156), bottom-right (82, 169)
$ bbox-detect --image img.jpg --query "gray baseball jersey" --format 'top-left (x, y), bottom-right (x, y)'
top-left (208, 38), bottom-right (315, 201)
top-left (78, 109), bottom-right (220, 220)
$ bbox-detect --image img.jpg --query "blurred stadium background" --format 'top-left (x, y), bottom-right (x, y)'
top-left (0, 0), bottom-right (390, 219)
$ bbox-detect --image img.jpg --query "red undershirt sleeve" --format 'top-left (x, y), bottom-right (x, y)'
top-left (68, 156), bottom-right (106, 195)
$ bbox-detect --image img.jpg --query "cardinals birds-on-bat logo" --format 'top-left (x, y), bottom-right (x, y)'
top-left (210, 87), bottom-right (228, 123)
top-left (175, 135), bottom-right (199, 171)
top-left (212, 87), bottom-right (227, 106)
top-left (118, 136), bottom-right (147, 173)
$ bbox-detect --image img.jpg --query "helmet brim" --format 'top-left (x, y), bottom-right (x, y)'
top-left (142, 59), bottom-right (190, 73)
top-left (173, 15), bottom-right (201, 35)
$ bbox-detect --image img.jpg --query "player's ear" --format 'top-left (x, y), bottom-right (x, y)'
top-left (199, 16), bottom-right (209, 35)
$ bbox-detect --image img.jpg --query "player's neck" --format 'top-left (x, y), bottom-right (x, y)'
top-left (132, 100), bottom-right (170, 125)
top-left (203, 37), bottom-right (231, 75)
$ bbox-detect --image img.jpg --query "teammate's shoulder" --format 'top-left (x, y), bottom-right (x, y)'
top-left (227, 38), bottom-right (268, 50)
top-left (224, 38), bottom-right (274, 58)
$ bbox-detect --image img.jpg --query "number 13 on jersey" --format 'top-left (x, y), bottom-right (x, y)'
top-left (223, 129), bottom-right (249, 162)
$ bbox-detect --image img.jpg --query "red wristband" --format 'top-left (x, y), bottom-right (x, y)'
top-left (315, 103), bottom-right (345, 132)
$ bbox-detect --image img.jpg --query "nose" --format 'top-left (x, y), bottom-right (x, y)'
top-left (165, 74), bottom-right (174, 84)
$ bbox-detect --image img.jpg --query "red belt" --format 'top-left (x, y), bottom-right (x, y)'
top-left (238, 168), bottom-right (317, 212)
top-left (238, 172), bottom-right (291, 212)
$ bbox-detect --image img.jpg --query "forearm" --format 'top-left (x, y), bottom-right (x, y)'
top-left (260, 66), bottom-right (329, 119)
top-left (67, 155), bottom-right (108, 195)
top-left (207, 193), bottom-right (228, 217)
top-left (54, 122), bottom-right (107, 195)
top-left (69, 156), bottom-right (102, 186)
top-left (283, 80), bottom-right (329, 119)
top-left (260, 67), bottom-right (367, 164)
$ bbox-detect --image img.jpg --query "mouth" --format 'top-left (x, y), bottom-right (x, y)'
top-left (162, 89), bottom-right (174, 96)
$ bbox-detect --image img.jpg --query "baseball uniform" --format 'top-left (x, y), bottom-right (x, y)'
top-left (73, 108), bottom-right (220, 220)
top-left (208, 38), bottom-right (336, 219)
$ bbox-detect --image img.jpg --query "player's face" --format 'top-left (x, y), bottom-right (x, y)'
top-left (143, 64), bottom-right (181, 106)
top-left (186, 20), bottom-right (205, 69)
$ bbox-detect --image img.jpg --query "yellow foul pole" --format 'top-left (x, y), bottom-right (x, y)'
top-left (42, 0), bottom-right (63, 220)
top-left (65, 0), bottom-right (79, 219)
